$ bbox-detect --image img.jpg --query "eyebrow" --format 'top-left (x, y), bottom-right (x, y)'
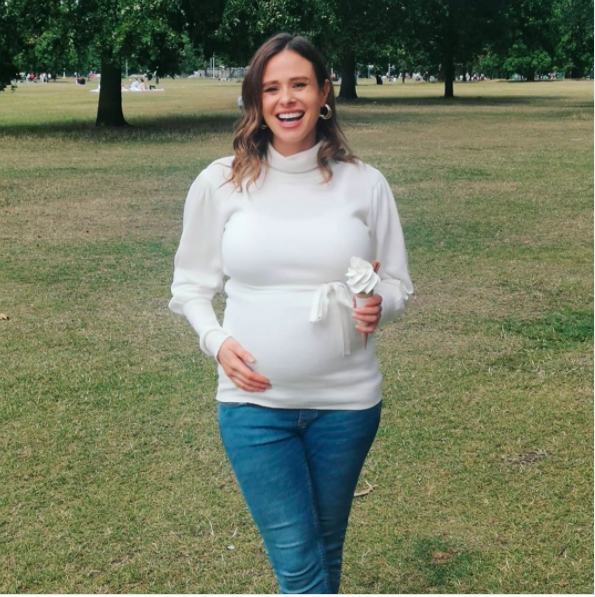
top-left (262, 76), bottom-right (310, 87)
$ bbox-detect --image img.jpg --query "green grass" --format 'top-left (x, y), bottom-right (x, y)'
top-left (0, 77), bottom-right (593, 593)
top-left (503, 309), bottom-right (593, 347)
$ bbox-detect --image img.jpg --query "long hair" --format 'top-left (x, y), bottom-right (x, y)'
top-left (228, 32), bottom-right (358, 191)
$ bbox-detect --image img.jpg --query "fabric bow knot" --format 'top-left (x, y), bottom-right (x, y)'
top-left (309, 282), bottom-right (354, 356)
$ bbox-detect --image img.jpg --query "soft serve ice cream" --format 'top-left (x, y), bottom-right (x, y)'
top-left (346, 257), bottom-right (380, 298)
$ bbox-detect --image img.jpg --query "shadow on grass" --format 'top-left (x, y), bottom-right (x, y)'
top-left (398, 536), bottom-right (491, 594)
top-left (1, 88), bottom-right (590, 139)
top-left (0, 114), bottom-right (241, 142)
top-left (502, 308), bottom-right (594, 348)
top-left (339, 94), bottom-right (582, 108)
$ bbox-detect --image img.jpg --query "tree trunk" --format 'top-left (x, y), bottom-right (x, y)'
top-left (338, 52), bottom-right (357, 100)
top-left (443, 47), bottom-right (455, 98)
top-left (442, 4), bottom-right (456, 98)
top-left (96, 56), bottom-right (127, 127)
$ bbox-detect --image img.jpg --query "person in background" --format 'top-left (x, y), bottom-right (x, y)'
top-left (170, 32), bottom-right (413, 594)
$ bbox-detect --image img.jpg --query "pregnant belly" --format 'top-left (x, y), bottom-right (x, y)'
top-left (223, 293), bottom-right (351, 384)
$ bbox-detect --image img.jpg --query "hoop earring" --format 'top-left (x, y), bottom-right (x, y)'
top-left (260, 121), bottom-right (268, 129)
top-left (319, 104), bottom-right (332, 120)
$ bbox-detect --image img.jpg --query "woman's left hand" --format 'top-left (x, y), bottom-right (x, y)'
top-left (352, 293), bottom-right (383, 333)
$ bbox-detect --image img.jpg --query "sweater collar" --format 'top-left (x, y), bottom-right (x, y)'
top-left (266, 141), bottom-right (322, 174)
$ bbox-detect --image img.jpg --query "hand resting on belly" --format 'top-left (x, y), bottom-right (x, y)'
top-left (217, 337), bottom-right (272, 393)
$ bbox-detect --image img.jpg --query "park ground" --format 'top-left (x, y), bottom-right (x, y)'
top-left (0, 77), bottom-right (593, 593)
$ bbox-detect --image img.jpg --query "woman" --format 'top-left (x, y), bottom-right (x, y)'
top-left (170, 33), bottom-right (413, 594)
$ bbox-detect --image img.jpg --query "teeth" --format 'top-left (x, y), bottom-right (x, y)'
top-left (278, 112), bottom-right (304, 119)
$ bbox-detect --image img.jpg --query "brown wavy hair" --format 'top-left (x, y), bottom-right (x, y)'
top-left (228, 32), bottom-right (358, 191)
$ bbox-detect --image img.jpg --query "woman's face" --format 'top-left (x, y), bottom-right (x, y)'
top-left (261, 50), bottom-right (330, 157)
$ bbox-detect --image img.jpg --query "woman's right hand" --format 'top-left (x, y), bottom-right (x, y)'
top-left (216, 338), bottom-right (272, 392)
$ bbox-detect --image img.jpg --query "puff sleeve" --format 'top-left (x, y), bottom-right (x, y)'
top-left (369, 172), bottom-right (414, 327)
top-left (169, 170), bottom-right (231, 359)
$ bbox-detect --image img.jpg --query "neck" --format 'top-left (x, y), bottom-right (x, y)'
top-left (271, 132), bottom-right (318, 157)
top-left (267, 140), bottom-right (323, 174)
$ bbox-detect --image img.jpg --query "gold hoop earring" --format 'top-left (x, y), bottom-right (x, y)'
top-left (319, 104), bottom-right (332, 120)
top-left (260, 121), bottom-right (268, 129)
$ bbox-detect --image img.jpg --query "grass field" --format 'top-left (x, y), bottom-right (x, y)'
top-left (0, 76), bottom-right (593, 594)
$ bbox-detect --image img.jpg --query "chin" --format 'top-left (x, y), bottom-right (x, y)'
top-left (271, 127), bottom-right (317, 151)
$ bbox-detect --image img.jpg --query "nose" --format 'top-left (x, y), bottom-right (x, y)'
top-left (279, 85), bottom-right (296, 105)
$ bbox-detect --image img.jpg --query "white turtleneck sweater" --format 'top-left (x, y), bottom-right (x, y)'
top-left (169, 141), bottom-right (413, 410)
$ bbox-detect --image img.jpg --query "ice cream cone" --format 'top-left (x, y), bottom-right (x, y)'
top-left (346, 257), bottom-right (381, 352)
top-left (355, 292), bottom-right (374, 349)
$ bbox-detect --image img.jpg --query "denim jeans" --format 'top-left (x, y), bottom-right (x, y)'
top-left (218, 401), bottom-right (381, 594)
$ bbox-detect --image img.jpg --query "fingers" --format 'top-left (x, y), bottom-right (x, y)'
top-left (229, 346), bottom-right (268, 383)
top-left (233, 371), bottom-right (271, 392)
top-left (360, 294), bottom-right (383, 307)
top-left (353, 298), bottom-right (382, 317)
top-left (353, 293), bottom-right (382, 332)
top-left (354, 315), bottom-right (380, 330)
top-left (353, 303), bottom-right (382, 315)
top-left (228, 359), bottom-right (271, 392)
top-left (219, 339), bottom-right (272, 393)
top-left (237, 361), bottom-right (270, 387)
top-left (353, 311), bottom-right (380, 323)
top-left (353, 301), bottom-right (382, 323)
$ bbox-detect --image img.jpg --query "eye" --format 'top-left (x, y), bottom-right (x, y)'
top-left (294, 82), bottom-right (306, 88)
top-left (264, 86), bottom-right (278, 93)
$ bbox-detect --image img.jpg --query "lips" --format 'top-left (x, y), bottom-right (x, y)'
top-left (274, 111), bottom-right (305, 129)
top-left (276, 111), bottom-right (304, 122)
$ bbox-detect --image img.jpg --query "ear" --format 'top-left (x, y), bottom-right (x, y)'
top-left (321, 79), bottom-right (331, 105)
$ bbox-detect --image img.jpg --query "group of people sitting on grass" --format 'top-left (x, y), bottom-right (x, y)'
top-left (122, 77), bottom-right (155, 91)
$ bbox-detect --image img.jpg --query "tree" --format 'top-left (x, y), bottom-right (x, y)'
top-left (473, 0), bottom-right (593, 81)
top-left (71, 0), bottom-right (190, 126)
top-left (324, 0), bottom-right (402, 101)
top-left (501, 0), bottom-right (559, 80)
top-left (555, 0), bottom-right (594, 78)
top-left (5, 0), bottom-right (226, 126)
top-left (402, 0), bottom-right (512, 98)
top-left (213, 0), bottom-right (330, 66)
top-left (0, 2), bottom-right (21, 91)
top-left (215, 0), bottom-right (407, 101)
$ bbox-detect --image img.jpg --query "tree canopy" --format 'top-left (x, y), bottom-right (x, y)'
top-left (1, 0), bottom-right (593, 121)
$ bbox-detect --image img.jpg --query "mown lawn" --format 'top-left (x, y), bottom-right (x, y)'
top-left (0, 77), bottom-right (593, 593)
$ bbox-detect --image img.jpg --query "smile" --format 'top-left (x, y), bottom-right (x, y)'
top-left (276, 111), bottom-right (305, 128)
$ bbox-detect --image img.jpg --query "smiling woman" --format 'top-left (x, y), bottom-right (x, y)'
top-left (228, 33), bottom-right (357, 191)
top-left (260, 52), bottom-right (330, 155)
top-left (169, 32), bottom-right (413, 594)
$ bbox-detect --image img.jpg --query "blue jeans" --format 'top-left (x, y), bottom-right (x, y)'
top-left (218, 401), bottom-right (382, 594)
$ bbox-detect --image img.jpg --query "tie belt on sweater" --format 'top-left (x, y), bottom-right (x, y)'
top-left (227, 280), bottom-right (356, 356)
top-left (308, 282), bottom-right (354, 356)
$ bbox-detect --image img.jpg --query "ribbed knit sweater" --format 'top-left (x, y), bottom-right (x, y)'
top-left (169, 141), bottom-right (413, 409)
